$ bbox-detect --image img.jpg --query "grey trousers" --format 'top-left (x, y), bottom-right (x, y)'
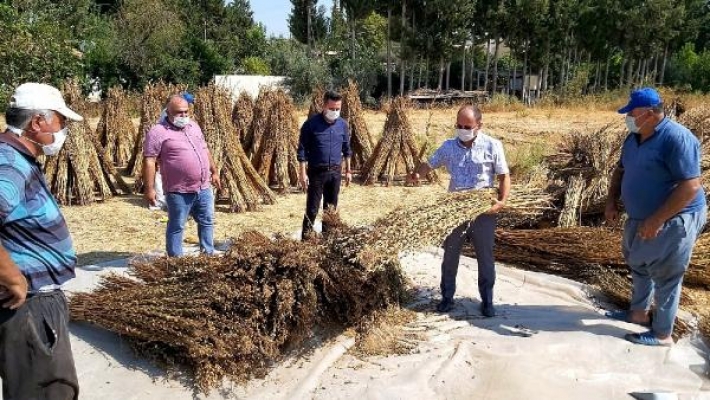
top-left (0, 291), bottom-right (79, 400)
top-left (440, 214), bottom-right (497, 305)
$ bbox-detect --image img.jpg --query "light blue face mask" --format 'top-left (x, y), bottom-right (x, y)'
top-left (172, 116), bottom-right (190, 129)
top-left (625, 115), bottom-right (640, 133)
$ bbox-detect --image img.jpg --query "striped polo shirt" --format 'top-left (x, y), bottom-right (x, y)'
top-left (0, 135), bottom-right (76, 292)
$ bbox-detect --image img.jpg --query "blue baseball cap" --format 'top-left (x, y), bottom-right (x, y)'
top-left (618, 87), bottom-right (662, 114)
top-left (181, 91), bottom-right (195, 104)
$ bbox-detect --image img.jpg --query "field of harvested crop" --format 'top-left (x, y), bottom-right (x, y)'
top-left (63, 107), bottom-right (621, 265)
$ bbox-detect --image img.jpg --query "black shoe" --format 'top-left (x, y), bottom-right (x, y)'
top-left (481, 303), bottom-right (496, 317)
top-left (436, 298), bottom-right (455, 313)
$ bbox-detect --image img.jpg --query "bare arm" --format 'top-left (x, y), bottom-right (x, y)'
top-left (143, 156), bottom-right (157, 205)
top-left (604, 165), bottom-right (624, 224)
top-left (0, 243), bottom-right (27, 309)
top-left (486, 173), bottom-right (510, 214)
top-left (650, 178), bottom-right (702, 224)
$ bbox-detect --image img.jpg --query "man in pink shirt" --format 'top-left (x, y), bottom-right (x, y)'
top-left (143, 95), bottom-right (220, 256)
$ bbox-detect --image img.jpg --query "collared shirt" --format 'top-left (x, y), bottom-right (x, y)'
top-left (0, 135), bottom-right (76, 292)
top-left (297, 114), bottom-right (352, 166)
top-left (144, 120), bottom-right (211, 193)
top-left (428, 133), bottom-right (509, 192)
top-left (620, 117), bottom-right (706, 220)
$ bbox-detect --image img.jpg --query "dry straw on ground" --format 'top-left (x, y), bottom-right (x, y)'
top-left (95, 86), bottom-right (135, 167)
top-left (362, 97), bottom-right (437, 185)
top-left (252, 89), bottom-right (301, 192)
top-left (69, 185), bottom-right (550, 391)
top-left (193, 84), bottom-right (276, 212)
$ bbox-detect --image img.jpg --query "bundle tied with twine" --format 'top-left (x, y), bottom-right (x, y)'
top-left (193, 84), bottom-right (276, 212)
top-left (43, 80), bottom-right (118, 205)
top-left (341, 80), bottom-right (375, 172)
top-left (96, 86), bottom-right (136, 167)
top-left (128, 82), bottom-right (187, 192)
top-left (252, 89), bottom-right (301, 193)
top-left (362, 97), bottom-right (438, 185)
top-left (231, 91), bottom-right (253, 147)
top-left (69, 185), bottom-right (550, 390)
top-left (545, 122), bottom-right (626, 227)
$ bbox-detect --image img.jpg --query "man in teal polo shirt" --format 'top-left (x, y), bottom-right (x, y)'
top-left (605, 87), bottom-right (707, 346)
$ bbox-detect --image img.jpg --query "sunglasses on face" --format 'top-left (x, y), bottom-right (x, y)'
top-left (455, 124), bottom-right (476, 130)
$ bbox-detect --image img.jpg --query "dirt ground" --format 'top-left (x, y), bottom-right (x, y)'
top-left (62, 107), bottom-right (621, 265)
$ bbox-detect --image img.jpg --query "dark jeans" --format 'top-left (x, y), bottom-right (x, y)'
top-left (302, 166), bottom-right (342, 239)
top-left (0, 291), bottom-right (79, 400)
top-left (440, 214), bottom-right (497, 306)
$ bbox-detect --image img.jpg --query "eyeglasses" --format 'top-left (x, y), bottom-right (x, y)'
top-left (455, 124), bottom-right (476, 130)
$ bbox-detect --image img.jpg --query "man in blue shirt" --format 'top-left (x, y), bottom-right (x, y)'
top-left (297, 90), bottom-right (353, 240)
top-left (0, 83), bottom-right (83, 398)
top-left (409, 105), bottom-right (511, 317)
top-left (606, 87), bottom-right (707, 346)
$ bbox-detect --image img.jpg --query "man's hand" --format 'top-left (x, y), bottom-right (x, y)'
top-left (407, 172), bottom-right (420, 186)
top-left (637, 216), bottom-right (664, 240)
top-left (485, 199), bottom-right (506, 214)
top-left (344, 171), bottom-right (352, 187)
top-left (605, 201), bottom-right (620, 225)
top-left (299, 173), bottom-right (309, 191)
top-left (0, 278), bottom-right (27, 309)
top-left (211, 172), bottom-right (221, 191)
top-left (144, 188), bottom-right (157, 206)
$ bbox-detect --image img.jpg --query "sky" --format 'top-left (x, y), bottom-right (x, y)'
top-left (251, 0), bottom-right (329, 38)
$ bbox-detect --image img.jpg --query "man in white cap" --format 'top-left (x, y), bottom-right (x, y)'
top-left (0, 82), bottom-right (82, 399)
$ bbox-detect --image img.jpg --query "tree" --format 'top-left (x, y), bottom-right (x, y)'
top-left (288, 0), bottom-right (328, 47)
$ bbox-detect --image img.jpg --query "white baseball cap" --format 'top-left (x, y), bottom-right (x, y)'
top-left (8, 83), bottom-right (83, 121)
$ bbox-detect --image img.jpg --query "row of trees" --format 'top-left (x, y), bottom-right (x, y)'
top-left (1, 0), bottom-right (710, 105)
top-left (288, 0), bottom-right (710, 100)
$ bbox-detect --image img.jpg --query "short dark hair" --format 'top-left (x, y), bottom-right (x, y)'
top-left (323, 90), bottom-right (342, 103)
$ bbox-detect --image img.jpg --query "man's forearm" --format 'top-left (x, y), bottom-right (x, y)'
top-left (300, 161), bottom-right (307, 176)
top-left (498, 174), bottom-right (511, 202)
top-left (143, 159), bottom-right (156, 192)
top-left (415, 162), bottom-right (433, 177)
top-left (650, 178), bottom-right (702, 223)
top-left (343, 158), bottom-right (351, 172)
top-left (606, 166), bottom-right (623, 204)
top-left (0, 245), bottom-right (24, 290)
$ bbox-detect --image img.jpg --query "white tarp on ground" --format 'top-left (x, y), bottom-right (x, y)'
top-left (214, 74), bottom-right (287, 100)
top-left (8, 249), bottom-right (709, 400)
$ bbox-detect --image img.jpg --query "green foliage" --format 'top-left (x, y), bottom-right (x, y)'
top-left (241, 57), bottom-right (272, 76)
top-left (265, 39), bottom-right (331, 102)
top-left (360, 11), bottom-right (387, 52)
top-left (668, 43), bottom-right (710, 92)
top-left (288, 0), bottom-right (328, 45)
top-left (0, 3), bottom-right (84, 107)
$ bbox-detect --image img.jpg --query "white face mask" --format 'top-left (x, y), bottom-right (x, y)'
top-left (324, 109), bottom-right (340, 121)
top-left (40, 128), bottom-right (68, 156)
top-left (172, 116), bottom-right (190, 129)
top-left (625, 115), bottom-right (639, 133)
top-left (456, 128), bottom-right (476, 142)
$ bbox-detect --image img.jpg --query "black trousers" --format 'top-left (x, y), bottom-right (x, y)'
top-left (302, 166), bottom-right (342, 239)
top-left (0, 290), bottom-right (79, 400)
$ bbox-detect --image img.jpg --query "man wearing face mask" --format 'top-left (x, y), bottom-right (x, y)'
top-left (297, 90), bottom-right (352, 240)
top-left (605, 87), bottom-right (706, 346)
top-left (409, 105), bottom-right (510, 317)
top-left (0, 83), bottom-right (83, 399)
top-left (143, 94), bottom-right (221, 256)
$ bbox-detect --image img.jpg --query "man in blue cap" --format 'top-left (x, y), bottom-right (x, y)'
top-left (605, 87), bottom-right (707, 346)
